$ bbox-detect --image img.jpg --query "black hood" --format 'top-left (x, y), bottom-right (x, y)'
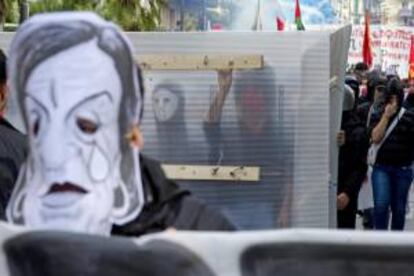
top-left (386, 78), bottom-right (404, 108)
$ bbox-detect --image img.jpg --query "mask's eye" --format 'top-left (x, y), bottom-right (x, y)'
top-left (29, 110), bottom-right (42, 137)
top-left (77, 117), bottom-right (99, 134)
top-left (33, 117), bottom-right (40, 136)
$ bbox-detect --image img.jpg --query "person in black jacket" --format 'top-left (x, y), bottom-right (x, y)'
top-left (337, 85), bottom-right (369, 229)
top-left (202, 68), bottom-right (292, 229)
top-left (112, 155), bottom-right (235, 236)
top-left (6, 12), bottom-right (235, 236)
top-left (0, 49), bottom-right (27, 220)
top-left (356, 70), bottom-right (387, 123)
top-left (369, 78), bottom-right (414, 230)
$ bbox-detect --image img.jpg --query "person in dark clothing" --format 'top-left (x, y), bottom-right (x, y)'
top-left (356, 71), bottom-right (385, 122)
top-left (150, 82), bottom-right (192, 163)
top-left (345, 75), bottom-right (360, 106)
top-left (358, 78), bottom-right (387, 125)
top-left (112, 155), bottom-right (235, 236)
top-left (351, 62), bottom-right (369, 105)
top-left (357, 80), bottom-right (387, 230)
top-left (6, 12), bottom-right (235, 236)
top-left (354, 62), bottom-right (369, 82)
top-left (337, 85), bottom-right (369, 229)
top-left (370, 78), bottom-right (414, 230)
top-left (202, 68), bottom-right (292, 229)
top-left (0, 49), bottom-right (27, 220)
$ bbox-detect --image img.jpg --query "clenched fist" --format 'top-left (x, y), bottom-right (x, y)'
top-left (337, 192), bottom-right (350, 210)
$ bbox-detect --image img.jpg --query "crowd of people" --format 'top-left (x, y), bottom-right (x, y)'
top-left (337, 62), bottom-right (414, 231)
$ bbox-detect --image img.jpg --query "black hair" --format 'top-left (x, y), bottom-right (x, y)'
top-left (366, 70), bottom-right (380, 103)
top-left (354, 62), bottom-right (369, 72)
top-left (345, 75), bottom-right (359, 101)
top-left (136, 63), bottom-right (145, 120)
top-left (0, 49), bottom-right (7, 84)
top-left (375, 78), bottom-right (387, 90)
top-left (233, 66), bottom-right (276, 114)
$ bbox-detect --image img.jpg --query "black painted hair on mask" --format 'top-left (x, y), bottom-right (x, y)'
top-left (0, 49), bottom-right (7, 84)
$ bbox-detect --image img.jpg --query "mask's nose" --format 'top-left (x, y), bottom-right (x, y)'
top-left (38, 121), bottom-right (76, 174)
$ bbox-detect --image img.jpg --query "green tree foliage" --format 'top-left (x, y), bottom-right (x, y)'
top-left (0, 0), bottom-right (18, 26)
top-left (2, 0), bottom-right (166, 31)
top-left (100, 0), bottom-right (165, 31)
top-left (30, 0), bottom-right (100, 12)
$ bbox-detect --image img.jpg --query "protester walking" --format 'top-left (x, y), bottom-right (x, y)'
top-left (369, 78), bottom-right (414, 230)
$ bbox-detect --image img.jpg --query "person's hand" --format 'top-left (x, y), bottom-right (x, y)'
top-left (337, 130), bottom-right (345, 146)
top-left (277, 188), bottom-right (291, 228)
top-left (205, 70), bottom-right (233, 123)
top-left (277, 203), bottom-right (290, 228)
top-left (384, 100), bottom-right (398, 119)
top-left (165, 227), bottom-right (177, 234)
top-left (337, 192), bottom-right (350, 210)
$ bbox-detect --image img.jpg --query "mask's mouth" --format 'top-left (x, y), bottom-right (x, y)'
top-left (47, 182), bottom-right (88, 194)
top-left (42, 182), bottom-right (88, 208)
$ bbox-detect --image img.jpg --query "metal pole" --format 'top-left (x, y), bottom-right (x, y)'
top-left (202, 0), bottom-right (206, 30)
top-left (230, 0), bottom-right (233, 27)
top-left (180, 0), bottom-right (185, 31)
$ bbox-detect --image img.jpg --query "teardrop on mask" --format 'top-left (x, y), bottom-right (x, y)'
top-left (88, 145), bottom-right (110, 182)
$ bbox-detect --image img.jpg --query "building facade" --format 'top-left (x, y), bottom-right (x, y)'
top-left (332, 0), bottom-right (414, 25)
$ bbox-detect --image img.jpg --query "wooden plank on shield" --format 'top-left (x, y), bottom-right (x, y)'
top-left (161, 164), bottom-right (260, 182)
top-left (137, 54), bottom-right (263, 71)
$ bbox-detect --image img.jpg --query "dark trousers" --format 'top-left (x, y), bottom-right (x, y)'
top-left (337, 199), bottom-right (357, 229)
top-left (372, 164), bottom-right (413, 230)
top-left (362, 208), bottom-right (374, 229)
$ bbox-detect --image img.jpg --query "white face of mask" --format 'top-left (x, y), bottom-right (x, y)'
top-left (22, 40), bottom-right (122, 235)
top-left (152, 88), bottom-right (179, 122)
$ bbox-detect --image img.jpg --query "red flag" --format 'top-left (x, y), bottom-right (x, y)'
top-left (294, 0), bottom-right (305, 30)
top-left (362, 10), bottom-right (373, 67)
top-left (276, 17), bottom-right (285, 31)
top-left (409, 35), bottom-right (414, 80)
top-left (295, 0), bottom-right (301, 19)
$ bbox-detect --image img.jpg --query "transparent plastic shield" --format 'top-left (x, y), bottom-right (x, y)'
top-left (133, 30), bottom-right (336, 229)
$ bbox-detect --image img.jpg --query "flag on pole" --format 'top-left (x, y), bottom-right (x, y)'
top-left (273, 0), bottom-right (285, 31)
top-left (409, 35), bottom-right (414, 80)
top-left (276, 17), bottom-right (285, 31)
top-left (295, 0), bottom-right (305, 31)
top-left (362, 10), bottom-right (373, 67)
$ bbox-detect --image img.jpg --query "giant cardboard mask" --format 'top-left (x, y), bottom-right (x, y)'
top-left (6, 12), bottom-right (144, 236)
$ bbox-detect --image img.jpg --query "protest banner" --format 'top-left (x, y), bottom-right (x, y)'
top-left (349, 25), bottom-right (414, 77)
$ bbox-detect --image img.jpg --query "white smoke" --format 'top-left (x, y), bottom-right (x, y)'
top-left (230, 0), bottom-right (336, 30)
